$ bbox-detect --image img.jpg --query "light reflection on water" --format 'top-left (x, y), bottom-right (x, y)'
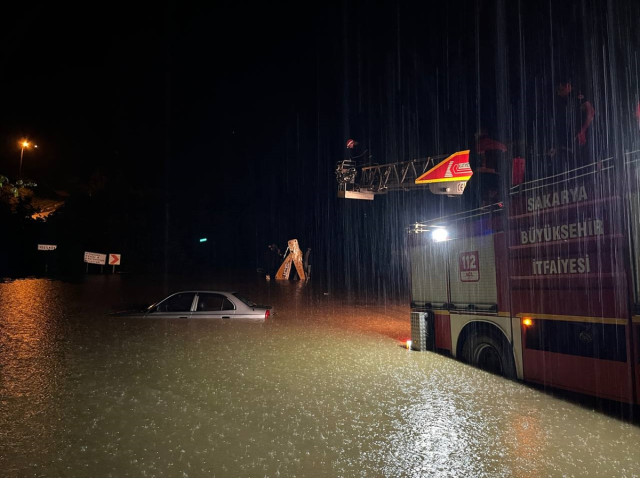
top-left (1, 273), bottom-right (639, 477)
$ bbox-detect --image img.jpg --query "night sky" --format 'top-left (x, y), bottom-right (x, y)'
top-left (1, 1), bottom-right (639, 284)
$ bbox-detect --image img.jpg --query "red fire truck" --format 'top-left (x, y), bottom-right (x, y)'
top-left (408, 152), bottom-right (640, 404)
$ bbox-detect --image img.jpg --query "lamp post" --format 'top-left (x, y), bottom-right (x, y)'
top-left (19, 141), bottom-right (37, 181)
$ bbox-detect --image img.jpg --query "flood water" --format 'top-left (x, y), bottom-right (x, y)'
top-left (1, 272), bottom-right (639, 477)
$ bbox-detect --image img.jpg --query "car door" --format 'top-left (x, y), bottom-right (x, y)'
top-left (146, 292), bottom-right (196, 319)
top-left (192, 293), bottom-right (236, 319)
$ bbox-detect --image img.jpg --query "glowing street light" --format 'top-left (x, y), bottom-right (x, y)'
top-left (19, 140), bottom-right (37, 181)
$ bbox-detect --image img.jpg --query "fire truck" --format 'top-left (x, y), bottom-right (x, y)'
top-left (338, 148), bottom-right (640, 404)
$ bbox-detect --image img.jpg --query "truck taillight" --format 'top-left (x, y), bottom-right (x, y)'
top-left (265, 309), bottom-right (270, 320)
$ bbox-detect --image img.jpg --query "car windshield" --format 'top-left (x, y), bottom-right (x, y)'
top-left (232, 292), bottom-right (257, 308)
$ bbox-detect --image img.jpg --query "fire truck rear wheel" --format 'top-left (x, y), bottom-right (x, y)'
top-left (462, 333), bottom-right (516, 379)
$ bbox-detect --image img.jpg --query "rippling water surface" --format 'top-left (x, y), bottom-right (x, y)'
top-left (1, 273), bottom-right (639, 477)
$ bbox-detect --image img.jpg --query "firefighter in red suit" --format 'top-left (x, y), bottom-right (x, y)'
top-left (550, 81), bottom-right (595, 172)
top-left (474, 128), bottom-right (508, 204)
top-left (475, 128), bottom-right (508, 173)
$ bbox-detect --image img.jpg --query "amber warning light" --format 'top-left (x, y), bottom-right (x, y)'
top-left (522, 318), bottom-right (533, 326)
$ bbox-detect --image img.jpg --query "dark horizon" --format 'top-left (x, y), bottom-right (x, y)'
top-left (1, 0), bottom-right (639, 284)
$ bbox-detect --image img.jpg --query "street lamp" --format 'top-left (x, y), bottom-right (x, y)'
top-left (19, 140), bottom-right (37, 181)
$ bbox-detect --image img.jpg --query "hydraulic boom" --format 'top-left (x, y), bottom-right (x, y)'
top-left (336, 150), bottom-right (473, 200)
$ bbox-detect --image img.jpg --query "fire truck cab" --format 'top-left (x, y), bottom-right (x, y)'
top-left (409, 203), bottom-right (518, 377)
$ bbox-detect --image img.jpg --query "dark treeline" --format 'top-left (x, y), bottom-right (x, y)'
top-left (0, 177), bottom-right (258, 277)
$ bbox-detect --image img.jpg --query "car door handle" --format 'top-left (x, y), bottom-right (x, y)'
top-left (179, 316), bottom-right (188, 319)
top-left (222, 316), bottom-right (231, 319)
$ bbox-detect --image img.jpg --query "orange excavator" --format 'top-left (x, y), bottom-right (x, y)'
top-left (275, 239), bottom-right (306, 281)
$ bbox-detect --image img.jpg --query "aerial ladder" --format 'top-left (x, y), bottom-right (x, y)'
top-left (336, 150), bottom-right (474, 199)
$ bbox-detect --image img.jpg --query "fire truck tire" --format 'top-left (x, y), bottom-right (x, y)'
top-left (461, 333), bottom-right (516, 379)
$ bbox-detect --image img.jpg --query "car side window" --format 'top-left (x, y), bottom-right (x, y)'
top-left (196, 293), bottom-right (225, 312)
top-left (222, 298), bottom-right (235, 311)
top-left (159, 293), bottom-right (195, 312)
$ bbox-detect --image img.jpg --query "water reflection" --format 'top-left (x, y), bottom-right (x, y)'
top-left (0, 279), bottom-right (67, 473)
top-left (1, 274), bottom-right (639, 477)
top-left (0, 279), bottom-right (61, 394)
top-left (506, 414), bottom-right (544, 477)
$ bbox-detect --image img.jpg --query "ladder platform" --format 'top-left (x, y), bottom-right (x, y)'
top-left (337, 190), bottom-right (375, 200)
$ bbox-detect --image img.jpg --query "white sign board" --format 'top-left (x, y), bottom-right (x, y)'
top-left (38, 244), bottom-right (57, 251)
top-left (84, 252), bottom-right (106, 265)
top-left (459, 251), bottom-right (480, 282)
top-left (109, 254), bottom-right (121, 266)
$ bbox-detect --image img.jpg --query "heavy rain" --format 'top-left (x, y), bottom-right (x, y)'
top-left (2, 0), bottom-right (640, 476)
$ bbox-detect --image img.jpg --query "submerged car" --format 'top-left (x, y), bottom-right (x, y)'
top-left (110, 291), bottom-right (272, 321)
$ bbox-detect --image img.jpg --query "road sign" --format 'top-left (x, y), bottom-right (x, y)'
top-left (109, 254), bottom-right (121, 266)
top-left (84, 252), bottom-right (106, 265)
top-left (38, 244), bottom-right (57, 251)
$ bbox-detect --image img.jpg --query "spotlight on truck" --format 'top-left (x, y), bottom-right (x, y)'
top-left (432, 228), bottom-right (448, 242)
